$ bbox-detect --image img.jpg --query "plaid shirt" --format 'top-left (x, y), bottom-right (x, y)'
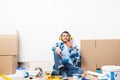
top-left (52, 41), bottom-right (81, 66)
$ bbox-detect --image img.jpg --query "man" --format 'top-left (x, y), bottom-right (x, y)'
top-left (52, 31), bottom-right (83, 80)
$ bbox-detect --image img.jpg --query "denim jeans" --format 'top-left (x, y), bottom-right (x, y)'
top-left (53, 51), bottom-right (63, 70)
top-left (52, 52), bottom-right (83, 76)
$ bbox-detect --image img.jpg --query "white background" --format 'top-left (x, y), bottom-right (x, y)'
top-left (0, 0), bottom-right (120, 62)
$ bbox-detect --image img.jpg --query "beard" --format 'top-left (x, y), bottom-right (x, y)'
top-left (62, 39), bottom-right (70, 43)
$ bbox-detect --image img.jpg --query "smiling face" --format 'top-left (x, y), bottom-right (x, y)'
top-left (61, 32), bottom-right (70, 43)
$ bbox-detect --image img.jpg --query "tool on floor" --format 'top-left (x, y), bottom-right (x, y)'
top-left (0, 74), bottom-right (11, 80)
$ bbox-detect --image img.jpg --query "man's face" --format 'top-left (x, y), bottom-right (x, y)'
top-left (61, 33), bottom-right (70, 43)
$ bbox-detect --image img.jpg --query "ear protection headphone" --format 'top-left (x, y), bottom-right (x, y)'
top-left (59, 35), bottom-right (72, 41)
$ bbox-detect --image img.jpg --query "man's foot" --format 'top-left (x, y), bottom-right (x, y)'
top-left (51, 70), bottom-right (59, 76)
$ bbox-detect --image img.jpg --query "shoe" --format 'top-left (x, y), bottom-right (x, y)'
top-left (62, 72), bottom-right (68, 80)
top-left (51, 70), bottom-right (59, 76)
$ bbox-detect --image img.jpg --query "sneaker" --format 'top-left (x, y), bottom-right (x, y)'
top-left (51, 70), bottom-right (59, 76)
top-left (62, 72), bottom-right (68, 80)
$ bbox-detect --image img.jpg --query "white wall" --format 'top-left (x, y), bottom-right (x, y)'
top-left (0, 0), bottom-right (120, 63)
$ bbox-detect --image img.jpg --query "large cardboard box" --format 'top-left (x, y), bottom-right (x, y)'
top-left (0, 35), bottom-right (18, 55)
top-left (0, 56), bottom-right (18, 74)
top-left (81, 40), bottom-right (120, 72)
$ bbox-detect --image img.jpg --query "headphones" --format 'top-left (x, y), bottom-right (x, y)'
top-left (59, 35), bottom-right (72, 41)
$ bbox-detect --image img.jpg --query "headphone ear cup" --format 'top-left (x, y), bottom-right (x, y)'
top-left (70, 35), bottom-right (72, 40)
top-left (59, 35), bottom-right (72, 40)
top-left (59, 36), bottom-right (62, 40)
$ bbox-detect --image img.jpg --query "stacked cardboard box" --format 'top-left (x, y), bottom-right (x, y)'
top-left (0, 34), bottom-right (18, 74)
top-left (81, 40), bottom-right (120, 72)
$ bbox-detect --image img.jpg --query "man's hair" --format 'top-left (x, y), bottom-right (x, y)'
top-left (60, 31), bottom-right (71, 37)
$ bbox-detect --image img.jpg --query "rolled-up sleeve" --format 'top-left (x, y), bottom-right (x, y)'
top-left (70, 45), bottom-right (81, 63)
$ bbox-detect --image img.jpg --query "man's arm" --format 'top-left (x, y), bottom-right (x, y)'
top-left (70, 46), bottom-right (81, 62)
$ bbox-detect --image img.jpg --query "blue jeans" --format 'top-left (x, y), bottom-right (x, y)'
top-left (53, 52), bottom-right (63, 70)
top-left (52, 52), bottom-right (83, 76)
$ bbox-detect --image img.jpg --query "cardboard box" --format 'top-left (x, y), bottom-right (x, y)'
top-left (81, 40), bottom-right (120, 72)
top-left (0, 56), bottom-right (18, 74)
top-left (0, 35), bottom-right (18, 55)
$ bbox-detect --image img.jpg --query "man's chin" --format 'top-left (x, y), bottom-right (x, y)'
top-left (62, 40), bottom-right (68, 43)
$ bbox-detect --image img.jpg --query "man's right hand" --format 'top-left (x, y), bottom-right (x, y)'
top-left (56, 47), bottom-right (62, 58)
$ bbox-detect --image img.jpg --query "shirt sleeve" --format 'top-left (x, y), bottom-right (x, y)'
top-left (70, 45), bottom-right (81, 62)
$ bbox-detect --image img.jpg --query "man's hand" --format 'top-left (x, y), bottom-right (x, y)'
top-left (66, 41), bottom-right (76, 52)
top-left (66, 41), bottom-right (73, 48)
top-left (56, 47), bottom-right (62, 58)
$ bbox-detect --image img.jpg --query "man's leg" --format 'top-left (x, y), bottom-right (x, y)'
top-left (53, 52), bottom-right (64, 70)
top-left (63, 63), bottom-right (83, 76)
top-left (53, 52), bottom-right (68, 80)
